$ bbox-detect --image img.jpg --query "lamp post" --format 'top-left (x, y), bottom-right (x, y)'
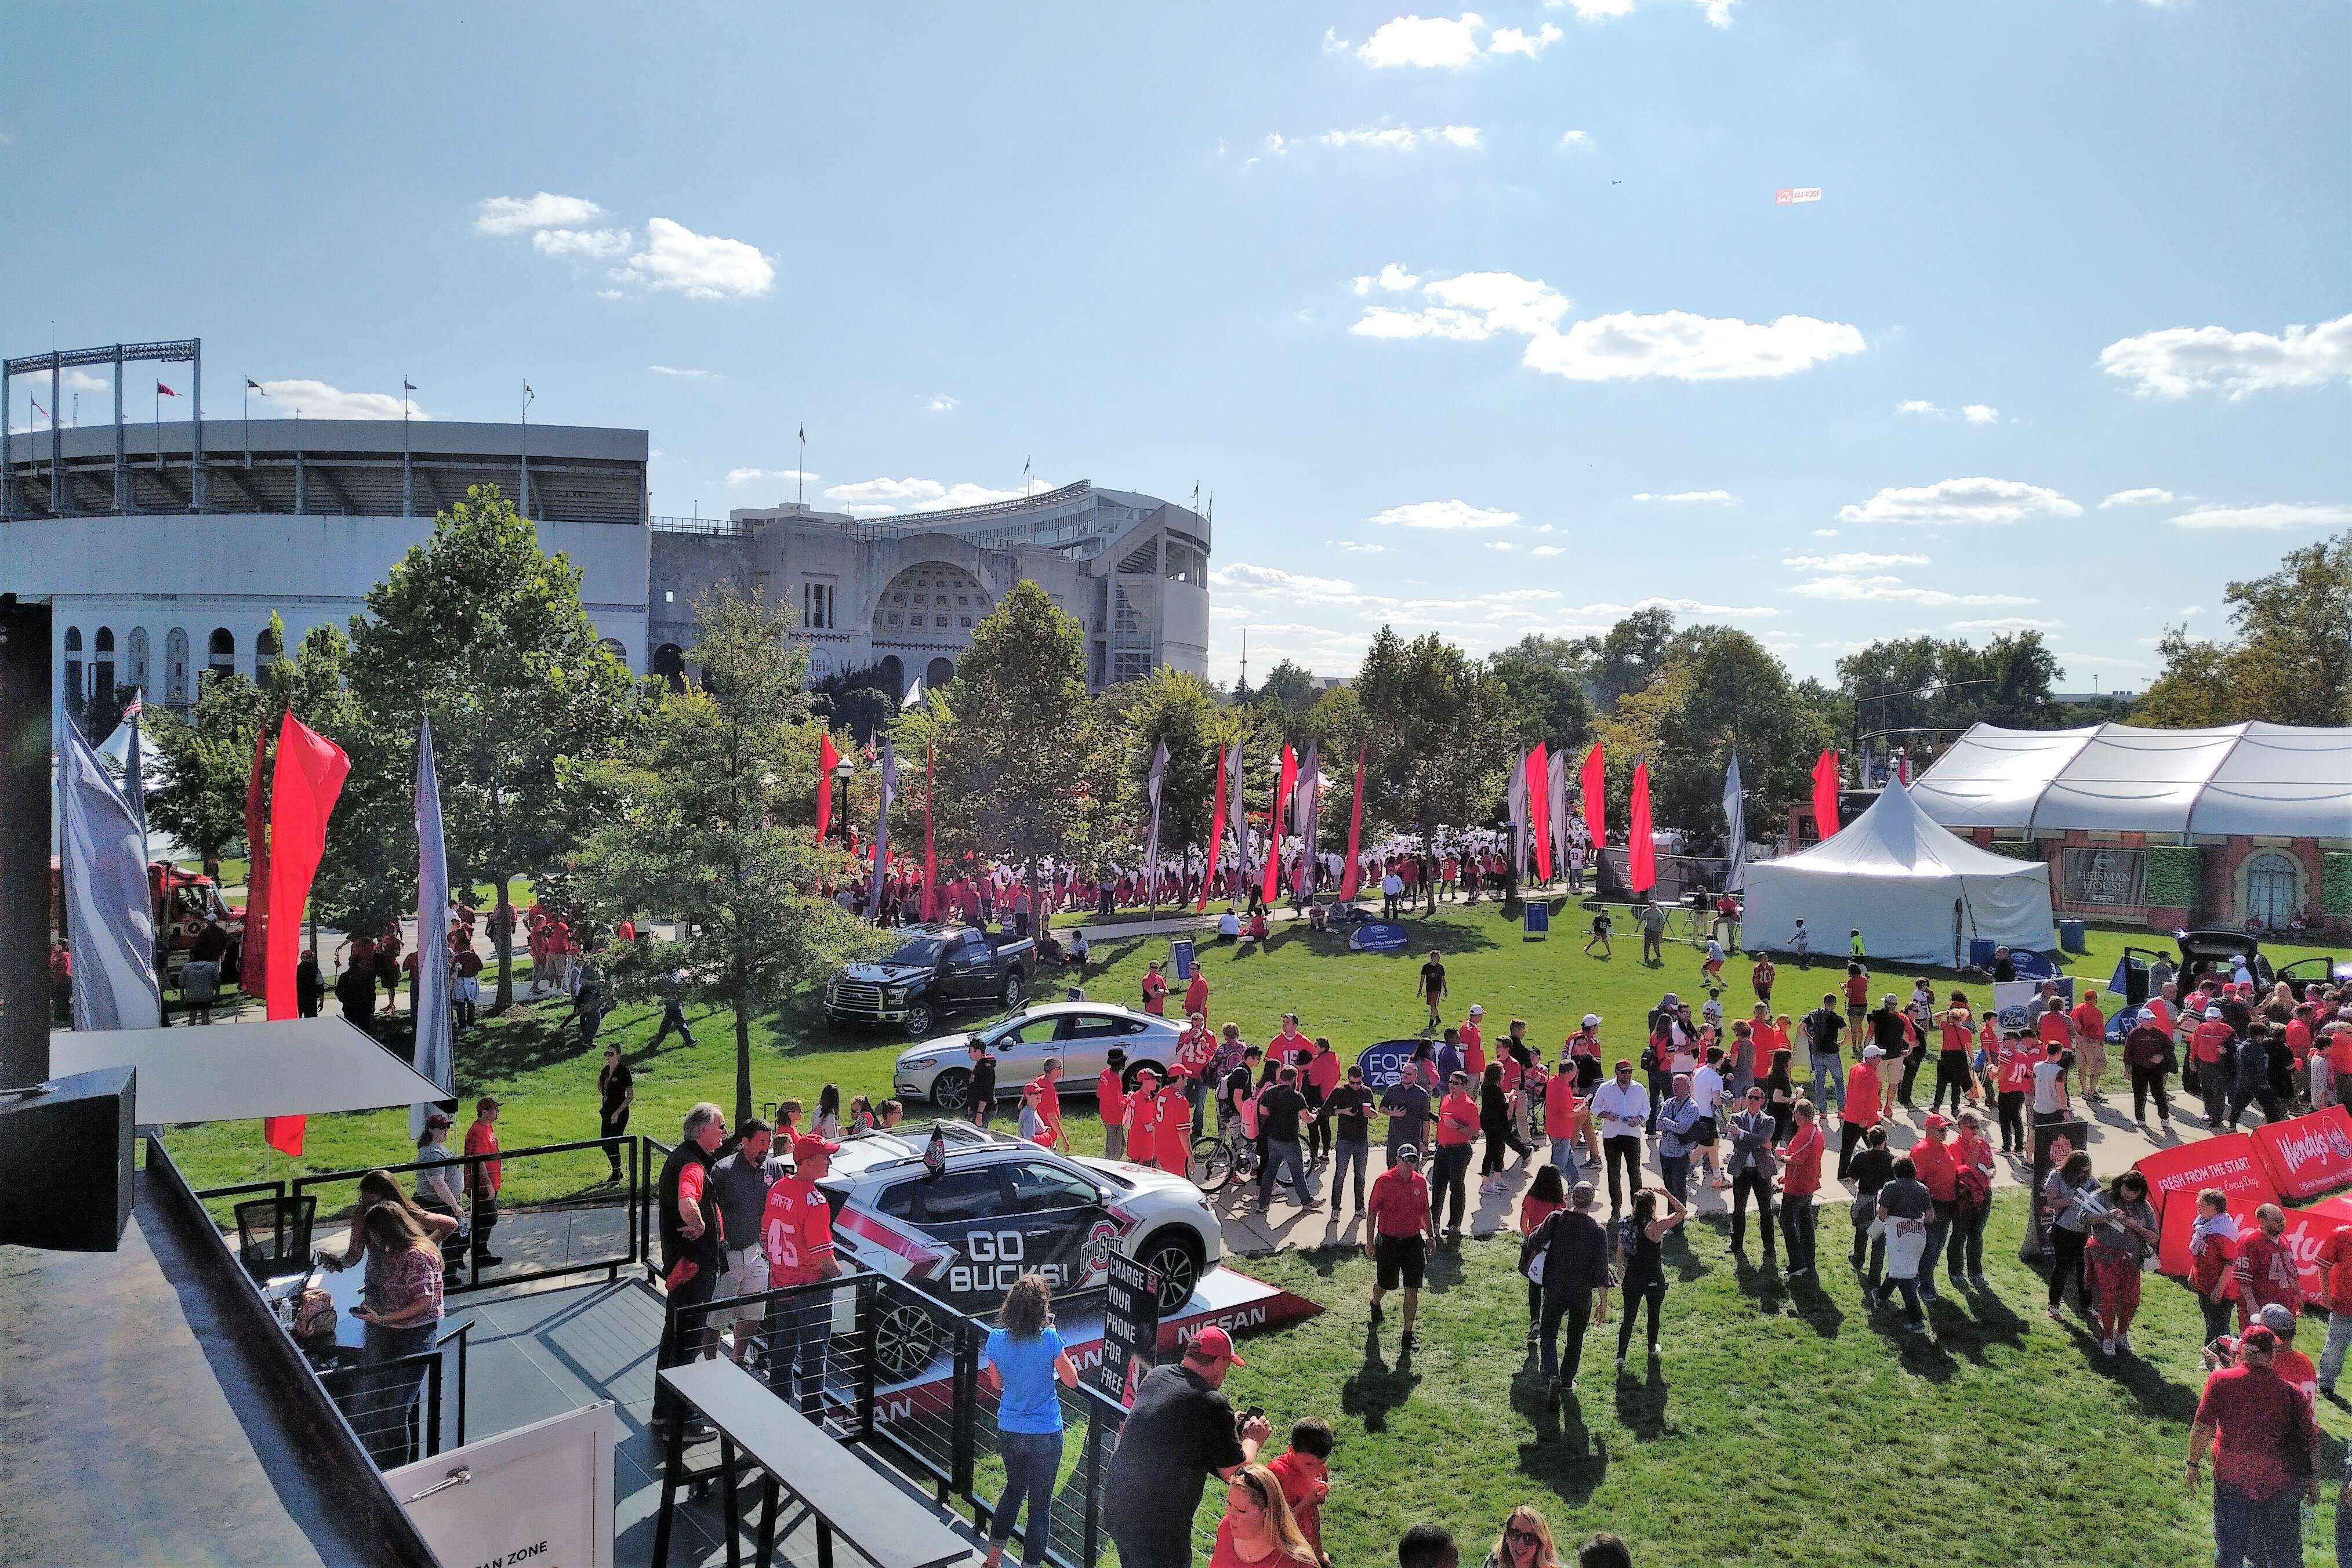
top-left (834, 755), bottom-right (855, 840)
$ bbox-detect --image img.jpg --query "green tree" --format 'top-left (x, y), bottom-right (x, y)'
top-left (1353, 627), bottom-right (1511, 847)
top-left (1119, 667), bottom-right (1239, 890)
top-left (810, 661), bottom-right (901, 746)
top-left (1654, 631), bottom-right (1832, 852)
top-left (343, 485), bottom-right (634, 1010)
top-left (2136, 533), bottom-right (2352, 727)
top-left (576, 587), bottom-right (881, 1124)
top-left (932, 581), bottom-right (1100, 921)
top-left (2133, 629), bottom-right (2234, 728)
top-left (147, 673), bottom-right (272, 884)
top-left (1253, 659), bottom-right (1320, 717)
top-left (1489, 634), bottom-right (1596, 752)
top-left (1587, 607), bottom-right (1678, 708)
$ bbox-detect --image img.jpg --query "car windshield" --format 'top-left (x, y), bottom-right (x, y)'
top-left (885, 937), bottom-right (949, 967)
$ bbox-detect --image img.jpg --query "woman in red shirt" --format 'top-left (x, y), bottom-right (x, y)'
top-left (1518, 1164), bottom-right (1567, 1344)
top-left (1776, 1100), bottom-right (1826, 1275)
top-left (1208, 1465), bottom-right (1319, 1568)
top-left (1947, 1110), bottom-right (1997, 1286)
top-left (1122, 1069), bottom-right (1162, 1168)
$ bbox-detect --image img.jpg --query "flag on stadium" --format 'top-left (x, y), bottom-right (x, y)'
top-left (156, 382), bottom-right (177, 396)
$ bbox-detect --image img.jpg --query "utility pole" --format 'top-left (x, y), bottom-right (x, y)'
top-left (519, 382), bottom-right (534, 515)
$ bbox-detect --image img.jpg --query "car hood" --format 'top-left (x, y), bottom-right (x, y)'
top-left (1075, 1155), bottom-right (1200, 1200)
top-left (895, 1029), bottom-right (987, 1067)
top-left (843, 963), bottom-right (934, 987)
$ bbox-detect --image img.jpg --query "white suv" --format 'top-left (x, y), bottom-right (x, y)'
top-left (819, 1121), bottom-right (1224, 1381)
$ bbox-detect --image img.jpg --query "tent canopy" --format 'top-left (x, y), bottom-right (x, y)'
top-left (49, 1018), bottom-right (446, 1125)
top-left (1911, 721), bottom-right (2352, 840)
top-left (1742, 783), bottom-right (2053, 967)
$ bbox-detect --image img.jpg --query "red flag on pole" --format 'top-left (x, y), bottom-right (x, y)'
top-left (155, 382), bottom-right (179, 397)
top-left (262, 713), bottom-right (350, 1157)
top-left (240, 729), bottom-right (271, 1000)
top-left (1579, 742), bottom-right (1605, 849)
top-left (816, 731), bottom-right (839, 842)
top-left (920, 742), bottom-right (939, 921)
top-left (1628, 757), bottom-right (1656, 894)
top-left (1197, 745), bottom-right (1228, 912)
top-left (1526, 742), bottom-right (1552, 883)
top-left (1811, 749), bottom-right (1843, 840)
top-left (1261, 745), bottom-right (1297, 906)
top-left (1337, 747), bottom-right (1367, 901)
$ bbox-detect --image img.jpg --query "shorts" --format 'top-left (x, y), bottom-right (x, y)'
top-left (458, 976), bottom-right (481, 1003)
top-left (1692, 1117), bottom-right (1719, 1147)
top-left (720, 1247), bottom-right (768, 1322)
top-left (1376, 1234), bottom-right (1427, 1291)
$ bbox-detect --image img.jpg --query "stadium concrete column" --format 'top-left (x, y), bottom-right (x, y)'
top-left (112, 345), bottom-right (127, 513)
top-left (188, 339), bottom-right (203, 512)
top-left (49, 357), bottom-right (61, 512)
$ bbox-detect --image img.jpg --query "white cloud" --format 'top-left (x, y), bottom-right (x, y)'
top-left (1212, 563), bottom-right (1363, 599)
top-left (1351, 268), bottom-right (1864, 382)
top-left (1356, 13), bottom-right (1487, 67)
top-left (1838, 477), bottom-right (2081, 527)
top-left (1790, 575), bottom-right (2035, 607)
top-left (1555, 0), bottom-right (1736, 23)
top-left (474, 192), bottom-right (607, 235)
top-left (60, 369), bottom-right (110, 394)
top-left (1558, 130), bottom-right (1594, 151)
top-left (2057, 653), bottom-right (2151, 672)
top-left (595, 289), bottom-right (625, 300)
top-left (1962, 403), bottom-right (1999, 425)
top-left (1782, 551), bottom-right (1930, 572)
top-left (2099, 487), bottom-right (2175, 508)
top-left (1812, 528), bottom-right (1838, 538)
top-left (1632, 489), bottom-right (1736, 504)
top-left (2179, 605), bottom-right (2205, 618)
top-left (2099, 311), bottom-right (2352, 400)
top-left (532, 227), bottom-right (632, 259)
top-left (924, 394), bottom-right (960, 413)
top-left (2170, 502), bottom-right (2352, 532)
top-left (251, 379), bottom-right (428, 420)
top-left (1369, 499), bottom-right (1520, 529)
top-left (1531, 545), bottom-right (1566, 556)
top-left (1486, 540), bottom-right (1517, 550)
top-left (1272, 124), bottom-right (1482, 155)
top-left (727, 467), bottom-right (818, 486)
top-left (1948, 616), bottom-right (2064, 633)
top-left (1349, 263), bottom-right (1423, 297)
top-left (1334, 540), bottom-right (1387, 553)
top-left (612, 217), bottom-right (775, 301)
top-left (1896, 399), bottom-right (1942, 416)
top-left (821, 476), bottom-right (1032, 517)
top-left (649, 364), bottom-right (713, 378)
top-left (1489, 23), bottom-right (1563, 56)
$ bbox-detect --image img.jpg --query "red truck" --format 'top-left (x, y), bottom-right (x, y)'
top-left (50, 859), bottom-right (244, 982)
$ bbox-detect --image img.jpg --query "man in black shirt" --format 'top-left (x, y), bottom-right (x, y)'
top-left (1319, 1065), bottom-right (1377, 1211)
top-left (1418, 950), bottom-right (1447, 1033)
top-left (1381, 1072), bottom-right (1433, 1162)
top-left (1520, 1179), bottom-right (1611, 1402)
top-left (1802, 993), bottom-right (1847, 1121)
top-left (1255, 1066), bottom-right (1316, 1211)
top-left (1104, 1327), bottom-right (1268, 1568)
top-left (654, 1102), bottom-right (729, 1433)
top-left (1868, 993), bottom-right (1916, 1109)
top-left (966, 1039), bottom-right (997, 1127)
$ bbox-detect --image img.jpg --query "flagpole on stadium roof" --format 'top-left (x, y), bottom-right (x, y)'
top-left (401, 378), bottom-right (416, 517)
top-left (797, 423), bottom-right (805, 510)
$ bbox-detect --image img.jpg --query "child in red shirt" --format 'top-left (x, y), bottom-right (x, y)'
top-left (1265, 1420), bottom-right (1334, 1565)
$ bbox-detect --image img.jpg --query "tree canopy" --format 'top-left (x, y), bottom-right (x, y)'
top-left (2135, 533), bottom-right (2352, 727)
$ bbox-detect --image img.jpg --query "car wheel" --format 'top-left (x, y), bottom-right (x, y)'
top-left (1001, 972), bottom-right (1025, 1010)
top-left (1188, 1135), bottom-right (1232, 1193)
top-left (1138, 1229), bottom-right (1203, 1314)
top-left (929, 1068), bottom-right (971, 1113)
top-left (904, 1000), bottom-right (937, 1037)
top-left (872, 1299), bottom-right (946, 1384)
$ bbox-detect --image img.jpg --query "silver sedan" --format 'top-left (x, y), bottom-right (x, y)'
top-left (892, 1001), bottom-right (1185, 1112)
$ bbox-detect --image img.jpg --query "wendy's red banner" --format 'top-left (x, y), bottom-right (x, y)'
top-left (2252, 1105), bottom-right (2352, 1202)
top-left (2134, 1131), bottom-right (2277, 1224)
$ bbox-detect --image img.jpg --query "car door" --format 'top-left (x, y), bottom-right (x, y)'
top-left (941, 933), bottom-right (997, 1004)
top-left (2281, 956), bottom-right (2339, 1000)
top-left (1000, 1157), bottom-right (1118, 1293)
top-left (884, 1164), bottom-right (1019, 1312)
top-left (1050, 1010), bottom-right (1140, 1088)
top-left (986, 1015), bottom-right (1061, 1096)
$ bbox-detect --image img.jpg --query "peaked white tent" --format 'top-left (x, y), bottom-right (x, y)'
top-left (1742, 783), bottom-right (2054, 967)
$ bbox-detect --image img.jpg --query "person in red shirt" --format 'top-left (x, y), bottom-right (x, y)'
top-left (2234, 1204), bottom-right (2303, 1329)
top-left (1123, 1069), bottom-right (1163, 1168)
top-left (2314, 1219), bottom-right (2352, 1395)
top-left (1098, 1049), bottom-right (1130, 1161)
top-left (2071, 987), bottom-right (2108, 1104)
top-left (1264, 1421), bottom-right (1334, 1564)
top-left (2188, 1188), bottom-right (2241, 1346)
top-left (1141, 960), bottom-right (1168, 1017)
top-left (1365, 1145), bottom-right (1436, 1351)
top-left (760, 1146), bottom-right (840, 1415)
top-left (1302, 1036), bottom-right (1342, 1165)
top-left (1269, 1014), bottom-right (1311, 1070)
top-left (1750, 954), bottom-right (1776, 1008)
top-left (463, 1097), bottom-right (503, 1268)
top-left (1544, 1055), bottom-right (1587, 1175)
top-left (1431, 1072), bottom-right (1479, 1237)
top-left (1460, 1007), bottom-right (1487, 1083)
top-left (1184, 968), bottom-right (1210, 1020)
top-left (1838, 1048), bottom-right (1883, 1181)
top-left (1994, 1029), bottom-right (2039, 1154)
top-left (1775, 1099), bottom-right (1826, 1275)
top-left (2186, 1326), bottom-right (2321, 1559)
top-left (1155, 1074), bottom-right (1193, 1177)
top-left (2191, 1006), bottom-right (2239, 1128)
top-left (1031, 1057), bottom-right (1069, 1153)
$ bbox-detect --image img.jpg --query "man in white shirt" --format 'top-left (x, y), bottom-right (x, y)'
top-left (1591, 1059), bottom-right (1652, 1218)
top-left (1381, 869), bottom-right (1406, 921)
top-left (1691, 1052), bottom-right (1727, 1188)
top-left (2031, 1038), bottom-right (2072, 1124)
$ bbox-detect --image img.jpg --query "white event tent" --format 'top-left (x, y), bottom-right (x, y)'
top-left (1908, 721), bottom-right (2352, 839)
top-left (1742, 781), bottom-right (2055, 967)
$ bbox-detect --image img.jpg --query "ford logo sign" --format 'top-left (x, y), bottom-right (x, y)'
top-left (1348, 921), bottom-right (1411, 954)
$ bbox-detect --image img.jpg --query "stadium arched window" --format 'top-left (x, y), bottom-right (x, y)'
top-left (598, 637), bottom-right (627, 669)
top-left (653, 643), bottom-right (687, 692)
top-left (127, 628), bottom-right (150, 695)
top-left (208, 628), bottom-right (236, 685)
top-left (62, 627), bottom-right (83, 715)
top-left (926, 657), bottom-right (955, 688)
top-left (877, 655), bottom-right (904, 700)
top-left (165, 629), bottom-right (190, 706)
top-left (92, 628), bottom-right (116, 717)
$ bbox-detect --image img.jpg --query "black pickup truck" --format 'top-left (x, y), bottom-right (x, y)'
top-left (823, 924), bottom-right (1036, 1036)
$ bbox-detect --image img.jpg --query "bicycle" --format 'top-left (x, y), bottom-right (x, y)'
top-left (1189, 1128), bottom-right (1260, 1193)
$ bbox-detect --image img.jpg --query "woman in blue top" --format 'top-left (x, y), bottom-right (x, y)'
top-left (982, 1273), bottom-right (1080, 1568)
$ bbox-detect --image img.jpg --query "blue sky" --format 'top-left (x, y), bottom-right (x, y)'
top-left (4, 1), bottom-right (2346, 690)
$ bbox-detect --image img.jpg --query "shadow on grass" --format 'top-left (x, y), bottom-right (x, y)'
top-left (1509, 1373), bottom-right (1613, 1498)
top-left (460, 1007), bottom-right (597, 1081)
top-left (1783, 1269), bottom-right (1846, 1337)
top-left (1612, 1358), bottom-right (1674, 1441)
top-left (1344, 1325), bottom-right (1423, 1433)
top-left (1421, 1244), bottom-right (1468, 1298)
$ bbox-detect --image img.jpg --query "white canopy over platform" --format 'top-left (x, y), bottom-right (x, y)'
top-left (1911, 721), bottom-right (2352, 839)
top-left (1743, 782), bottom-right (2055, 966)
top-left (49, 1018), bottom-right (445, 1125)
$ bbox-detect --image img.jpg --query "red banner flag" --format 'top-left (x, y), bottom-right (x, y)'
top-left (1811, 749), bottom-right (1842, 840)
top-left (816, 731), bottom-right (840, 842)
top-left (1337, 747), bottom-right (1367, 901)
top-left (1526, 741), bottom-right (1551, 883)
top-left (1579, 742), bottom-right (1605, 848)
top-left (920, 742), bottom-right (939, 922)
top-left (262, 713), bottom-right (350, 1157)
top-left (1628, 757), bottom-right (1655, 894)
top-left (240, 729), bottom-right (271, 1000)
top-left (1197, 745), bottom-right (1229, 912)
top-left (1261, 746), bottom-right (1297, 906)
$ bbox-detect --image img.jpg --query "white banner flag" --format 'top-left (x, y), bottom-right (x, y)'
top-left (411, 719), bottom-right (455, 1142)
top-left (59, 719), bottom-right (164, 1030)
top-left (1722, 751), bottom-right (1749, 894)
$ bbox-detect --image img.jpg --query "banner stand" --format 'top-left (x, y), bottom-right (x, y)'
top-left (2020, 1117), bottom-right (2088, 1261)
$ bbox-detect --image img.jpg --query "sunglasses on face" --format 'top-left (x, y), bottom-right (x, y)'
top-left (1506, 1529), bottom-right (1540, 1545)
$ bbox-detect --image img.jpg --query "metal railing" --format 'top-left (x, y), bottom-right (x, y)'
top-left (649, 513), bottom-right (754, 537)
top-left (318, 1319), bottom-right (473, 1469)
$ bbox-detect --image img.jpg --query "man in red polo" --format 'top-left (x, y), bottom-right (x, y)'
top-left (2187, 1325), bottom-right (2319, 1565)
top-left (1365, 1144), bottom-right (1437, 1353)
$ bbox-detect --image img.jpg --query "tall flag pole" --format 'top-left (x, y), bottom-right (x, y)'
top-left (865, 736), bottom-right (898, 920)
top-left (1722, 752), bottom-right (1750, 893)
top-left (1143, 740), bottom-right (1170, 914)
top-left (56, 718), bottom-right (162, 1031)
top-left (816, 731), bottom-right (840, 842)
top-left (1260, 745), bottom-right (1297, 907)
top-left (1526, 741), bottom-right (1552, 883)
top-left (262, 714), bottom-right (351, 1157)
top-left (410, 720), bottom-right (455, 1142)
top-left (1810, 749), bottom-right (1843, 841)
top-left (1197, 743), bottom-right (1229, 912)
top-left (1579, 742), bottom-right (1606, 854)
top-left (1336, 746), bottom-right (1366, 901)
top-left (240, 729), bottom-right (273, 1001)
top-left (1628, 756), bottom-right (1656, 895)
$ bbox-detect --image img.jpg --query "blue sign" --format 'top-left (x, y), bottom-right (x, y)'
top-left (1524, 902), bottom-right (1551, 937)
top-left (1349, 921), bottom-right (1411, 954)
top-left (1355, 1037), bottom-right (1427, 1090)
top-left (1969, 940), bottom-right (2061, 981)
top-left (1170, 939), bottom-right (1196, 981)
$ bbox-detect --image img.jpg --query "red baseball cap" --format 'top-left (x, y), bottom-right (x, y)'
top-left (1184, 1325), bottom-right (1247, 1367)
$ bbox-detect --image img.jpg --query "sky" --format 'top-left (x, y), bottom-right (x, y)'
top-left (3, 1), bottom-right (2347, 692)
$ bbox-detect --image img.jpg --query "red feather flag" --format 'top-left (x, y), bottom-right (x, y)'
top-left (816, 732), bottom-right (840, 842)
top-left (1811, 749), bottom-right (1843, 840)
top-left (1627, 757), bottom-right (1656, 894)
top-left (1526, 741), bottom-right (1551, 883)
top-left (1197, 745), bottom-right (1229, 911)
top-left (1579, 742), bottom-right (1605, 849)
top-left (1261, 745), bottom-right (1297, 906)
top-left (262, 714), bottom-right (350, 1157)
top-left (240, 730), bottom-right (271, 1000)
top-left (1337, 747), bottom-right (1367, 901)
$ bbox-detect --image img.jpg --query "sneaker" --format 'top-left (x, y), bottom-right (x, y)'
top-left (2117, 1333), bottom-right (2134, 1355)
top-left (1297, 1202), bottom-right (1323, 1213)
top-left (1970, 1272), bottom-right (1989, 1288)
top-left (1614, 1355), bottom-right (1627, 1373)
top-left (2045, 1306), bottom-right (2063, 1322)
top-left (2099, 1336), bottom-right (2115, 1356)
top-left (1401, 1331), bottom-right (1420, 1352)
top-left (1647, 1342), bottom-right (1660, 1359)
top-left (1547, 1378), bottom-right (1563, 1411)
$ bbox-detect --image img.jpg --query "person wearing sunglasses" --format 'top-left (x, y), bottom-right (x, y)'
top-left (1481, 1506), bottom-right (1560, 1568)
top-left (1723, 1085), bottom-right (1780, 1270)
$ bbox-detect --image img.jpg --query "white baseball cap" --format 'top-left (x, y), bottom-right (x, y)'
top-left (1468, 1004), bottom-right (1484, 1017)
top-left (1582, 1014), bottom-right (1602, 1029)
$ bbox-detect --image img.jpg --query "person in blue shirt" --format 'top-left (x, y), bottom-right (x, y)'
top-left (982, 1274), bottom-right (1081, 1568)
top-left (1435, 1028), bottom-right (1466, 1089)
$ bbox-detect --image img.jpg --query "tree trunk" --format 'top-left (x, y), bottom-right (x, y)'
top-left (732, 963), bottom-right (753, 1130)
top-left (492, 877), bottom-right (515, 1012)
